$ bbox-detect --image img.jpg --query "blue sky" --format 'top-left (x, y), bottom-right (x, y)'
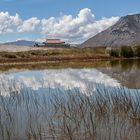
top-left (0, 0), bottom-right (139, 43)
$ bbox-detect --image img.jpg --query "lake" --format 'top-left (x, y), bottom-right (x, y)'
top-left (0, 59), bottom-right (140, 94)
top-left (0, 59), bottom-right (140, 140)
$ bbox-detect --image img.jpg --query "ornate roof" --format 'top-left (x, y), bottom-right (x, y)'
top-left (46, 39), bottom-right (65, 44)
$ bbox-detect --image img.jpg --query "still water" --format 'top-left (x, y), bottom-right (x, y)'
top-left (0, 59), bottom-right (140, 96)
top-left (0, 60), bottom-right (140, 140)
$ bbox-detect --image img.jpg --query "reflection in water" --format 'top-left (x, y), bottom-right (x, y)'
top-left (0, 68), bottom-right (120, 96)
top-left (0, 59), bottom-right (139, 90)
top-left (0, 62), bottom-right (140, 140)
top-left (100, 59), bottom-right (140, 89)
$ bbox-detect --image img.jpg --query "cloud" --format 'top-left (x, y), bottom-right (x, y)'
top-left (41, 8), bottom-right (95, 42)
top-left (0, 8), bottom-right (119, 43)
top-left (41, 8), bottom-right (119, 43)
top-left (81, 17), bottom-right (120, 41)
top-left (17, 17), bottom-right (40, 32)
top-left (0, 12), bottom-right (21, 33)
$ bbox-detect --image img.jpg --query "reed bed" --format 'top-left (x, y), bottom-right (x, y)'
top-left (0, 82), bottom-right (140, 140)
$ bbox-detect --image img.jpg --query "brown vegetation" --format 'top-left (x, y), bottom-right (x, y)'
top-left (0, 46), bottom-right (139, 64)
top-left (0, 84), bottom-right (140, 140)
top-left (0, 47), bottom-right (109, 64)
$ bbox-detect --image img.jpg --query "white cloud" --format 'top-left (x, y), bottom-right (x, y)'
top-left (81, 17), bottom-right (120, 41)
top-left (17, 17), bottom-right (40, 32)
top-left (41, 8), bottom-right (119, 43)
top-left (0, 8), bottom-right (119, 43)
top-left (0, 12), bottom-right (21, 33)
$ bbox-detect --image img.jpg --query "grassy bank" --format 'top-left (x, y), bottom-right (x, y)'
top-left (0, 47), bottom-right (109, 64)
top-left (0, 46), bottom-right (139, 65)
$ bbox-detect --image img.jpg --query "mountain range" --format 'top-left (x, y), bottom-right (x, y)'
top-left (3, 40), bottom-right (38, 46)
top-left (81, 13), bottom-right (140, 47)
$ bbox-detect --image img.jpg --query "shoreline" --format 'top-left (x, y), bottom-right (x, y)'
top-left (0, 57), bottom-right (139, 72)
top-left (0, 57), bottom-right (139, 65)
top-left (0, 56), bottom-right (111, 65)
top-left (0, 47), bottom-right (139, 67)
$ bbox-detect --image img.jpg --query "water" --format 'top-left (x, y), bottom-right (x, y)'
top-left (0, 68), bottom-right (121, 96)
top-left (0, 59), bottom-right (140, 140)
top-left (99, 59), bottom-right (140, 89)
top-left (0, 59), bottom-right (139, 95)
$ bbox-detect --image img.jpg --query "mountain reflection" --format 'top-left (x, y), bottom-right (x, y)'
top-left (99, 59), bottom-right (140, 89)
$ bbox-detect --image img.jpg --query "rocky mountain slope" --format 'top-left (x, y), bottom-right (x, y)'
top-left (81, 14), bottom-right (140, 47)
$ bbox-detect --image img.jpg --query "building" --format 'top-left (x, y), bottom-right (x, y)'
top-left (34, 39), bottom-right (70, 48)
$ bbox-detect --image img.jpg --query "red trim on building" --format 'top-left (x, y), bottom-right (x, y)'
top-left (46, 39), bottom-right (65, 44)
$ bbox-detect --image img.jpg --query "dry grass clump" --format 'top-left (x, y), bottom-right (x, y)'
top-left (0, 83), bottom-right (140, 140)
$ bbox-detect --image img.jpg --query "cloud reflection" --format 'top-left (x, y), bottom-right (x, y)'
top-left (0, 68), bottom-right (120, 96)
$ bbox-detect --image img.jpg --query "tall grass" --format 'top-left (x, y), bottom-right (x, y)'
top-left (0, 83), bottom-right (140, 140)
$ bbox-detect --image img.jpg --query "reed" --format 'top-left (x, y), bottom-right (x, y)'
top-left (0, 82), bottom-right (140, 140)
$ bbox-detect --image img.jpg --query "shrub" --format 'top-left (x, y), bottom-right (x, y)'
top-left (30, 51), bottom-right (39, 55)
top-left (135, 46), bottom-right (140, 57)
top-left (120, 46), bottom-right (134, 58)
top-left (109, 49), bottom-right (119, 57)
top-left (2, 53), bottom-right (17, 58)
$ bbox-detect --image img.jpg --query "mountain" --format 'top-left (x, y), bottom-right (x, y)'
top-left (81, 14), bottom-right (140, 47)
top-left (4, 40), bottom-right (38, 46)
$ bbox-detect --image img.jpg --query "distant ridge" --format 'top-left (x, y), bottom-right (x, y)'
top-left (3, 40), bottom-right (38, 46)
top-left (81, 13), bottom-right (140, 47)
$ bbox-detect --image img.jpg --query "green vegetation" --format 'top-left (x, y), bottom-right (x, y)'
top-left (135, 46), bottom-right (140, 57)
top-left (120, 46), bottom-right (134, 58)
top-left (109, 46), bottom-right (140, 58)
top-left (109, 48), bottom-right (119, 57)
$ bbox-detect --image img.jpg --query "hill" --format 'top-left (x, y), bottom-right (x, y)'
top-left (81, 14), bottom-right (140, 47)
top-left (3, 40), bottom-right (38, 46)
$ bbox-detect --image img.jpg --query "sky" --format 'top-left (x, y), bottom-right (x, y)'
top-left (0, 0), bottom-right (139, 43)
